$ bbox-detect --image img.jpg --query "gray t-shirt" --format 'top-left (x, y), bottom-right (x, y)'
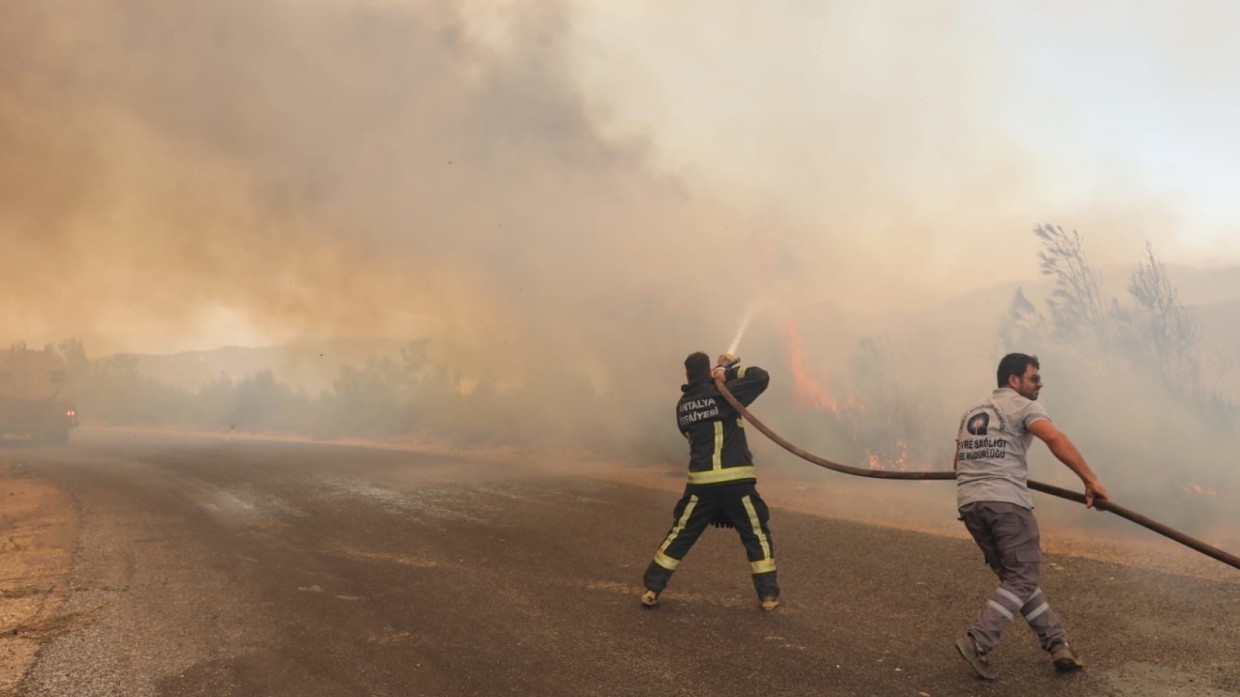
top-left (955, 387), bottom-right (1050, 510)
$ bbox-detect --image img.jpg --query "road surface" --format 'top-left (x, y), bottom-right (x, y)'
top-left (2, 428), bottom-right (1239, 696)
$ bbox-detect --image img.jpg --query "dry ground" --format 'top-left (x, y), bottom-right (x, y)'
top-left (0, 462), bottom-right (76, 694)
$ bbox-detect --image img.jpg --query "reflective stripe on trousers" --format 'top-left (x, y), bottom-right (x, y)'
top-left (643, 482), bottom-right (779, 599)
top-left (960, 501), bottom-right (1068, 652)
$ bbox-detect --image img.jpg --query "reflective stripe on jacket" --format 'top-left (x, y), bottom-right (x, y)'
top-left (676, 365), bottom-right (769, 486)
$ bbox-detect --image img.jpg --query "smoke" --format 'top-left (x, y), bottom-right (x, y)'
top-left (9, 0), bottom-right (1232, 360)
top-left (1, 0), bottom-right (739, 370)
top-left (4, 1), bottom-right (1240, 546)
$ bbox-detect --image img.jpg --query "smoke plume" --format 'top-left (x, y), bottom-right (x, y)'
top-left (5, 1), bottom-right (1240, 544)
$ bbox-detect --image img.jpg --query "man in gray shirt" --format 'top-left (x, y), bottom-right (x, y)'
top-left (952, 353), bottom-right (1109, 680)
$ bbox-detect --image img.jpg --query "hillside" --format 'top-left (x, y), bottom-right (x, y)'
top-left (41, 263), bottom-right (1238, 398)
top-left (129, 337), bottom-right (411, 393)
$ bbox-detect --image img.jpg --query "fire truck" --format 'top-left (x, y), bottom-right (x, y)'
top-left (0, 344), bottom-right (79, 443)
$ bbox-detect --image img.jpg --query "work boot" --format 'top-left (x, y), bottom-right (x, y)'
top-left (760, 597), bottom-right (779, 611)
top-left (1049, 641), bottom-right (1085, 671)
top-left (640, 589), bottom-right (659, 608)
top-left (954, 634), bottom-right (998, 680)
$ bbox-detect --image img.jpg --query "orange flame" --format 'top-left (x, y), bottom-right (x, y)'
top-left (866, 441), bottom-right (909, 471)
top-left (865, 451), bottom-right (882, 470)
top-left (1182, 482), bottom-right (1217, 497)
top-left (780, 318), bottom-right (842, 413)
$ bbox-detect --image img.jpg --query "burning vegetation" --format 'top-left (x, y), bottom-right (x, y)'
top-left (11, 223), bottom-right (1240, 534)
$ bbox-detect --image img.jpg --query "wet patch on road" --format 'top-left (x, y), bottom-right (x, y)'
top-left (183, 479), bottom-right (306, 525)
top-left (321, 541), bottom-right (443, 569)
top-left (312, 476), bottom-right (490, 524)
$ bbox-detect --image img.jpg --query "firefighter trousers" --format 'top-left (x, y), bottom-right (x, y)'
top-left (642, 481), bottom-right (779, 600)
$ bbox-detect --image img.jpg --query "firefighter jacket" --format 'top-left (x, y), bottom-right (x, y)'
top-left (676, 365), bottom-right (770, 486)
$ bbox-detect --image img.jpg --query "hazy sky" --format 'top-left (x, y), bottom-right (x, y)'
top-left (3, 0), bottom-right (1238, 360)
top-left (570, 0), bottom-right (1240, 263)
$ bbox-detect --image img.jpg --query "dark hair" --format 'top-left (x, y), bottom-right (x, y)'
top-left (684, 352), bottom-right (711, 381)
top-left (997, 352), bottom-right (1039, 388)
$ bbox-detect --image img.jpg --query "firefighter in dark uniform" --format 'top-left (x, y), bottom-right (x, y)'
top-left (640, 351), bottom-right (780, 610)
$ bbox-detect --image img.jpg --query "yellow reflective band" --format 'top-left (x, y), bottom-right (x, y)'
top-left (738, 366), bottom-right (748, 378)
top-left (750, 559), bottom-right (777, 574)
top-left (655, 494), bottom-right (698, 565)
top-left (686, 466), bottom-right (756, 485)
top-left (711, 421), bottom-right (723, 470)
top-left (742, 495), bottom-right (773, 561)
top-left (653, 551), bottom-right (680, 571)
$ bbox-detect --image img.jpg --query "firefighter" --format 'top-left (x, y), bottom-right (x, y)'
top-left (640, 351), bottom-right (779, 610)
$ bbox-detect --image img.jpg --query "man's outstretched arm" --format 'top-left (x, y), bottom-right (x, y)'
top-left (1028, 419), bottom-right (1110, 507)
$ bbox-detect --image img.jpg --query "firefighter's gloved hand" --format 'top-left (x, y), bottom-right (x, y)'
top-left (716, 353), bottom-right (739, 369)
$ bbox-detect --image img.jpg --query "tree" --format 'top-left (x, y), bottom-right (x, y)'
top-left (1034, 224), bottom-right (1109, 342)
top-left (1125, 241), bottom-right (1199, 392)
top-left (1000, 287), bottom-right (1047, 348)
top-left (322, 357), bottom-right (410, 437)
top-left (54, 338), bottom-right (91, 399)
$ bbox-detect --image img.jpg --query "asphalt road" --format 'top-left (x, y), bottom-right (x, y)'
top-left (5, 429), bottom-right (1240, 696)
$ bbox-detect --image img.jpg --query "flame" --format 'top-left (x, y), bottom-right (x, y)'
top-left (780, 315), bottom-right (914, 471)
top-left (780, 318), bottom-right (843, 414)
top-left (1182, 482), bottom-right (1217, 497)
top-left (865, 441), bottom-right (908, 471)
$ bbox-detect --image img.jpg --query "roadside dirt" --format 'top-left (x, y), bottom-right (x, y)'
top-left (0, 460), bottom-right (77, 695)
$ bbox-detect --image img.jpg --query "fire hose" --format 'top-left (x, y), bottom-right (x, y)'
top-left (713, 378), bottom-right (1240, 573)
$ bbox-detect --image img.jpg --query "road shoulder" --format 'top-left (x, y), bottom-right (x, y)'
top-left (0, 460), bottom-right (78, 694)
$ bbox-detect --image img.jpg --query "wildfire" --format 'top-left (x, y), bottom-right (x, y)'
top-left (780, 318), bottom-right (844, 414)
top-left (866, 441), bottom-right (909, 471)
top-left (1183, 483), bottom-right (1217, 497)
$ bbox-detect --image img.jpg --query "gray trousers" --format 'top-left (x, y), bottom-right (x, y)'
top-left (959, 501), bottom-right (1068, 653)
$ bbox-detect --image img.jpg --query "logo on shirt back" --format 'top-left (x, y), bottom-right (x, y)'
top-left (966, 412), bottom-right (990, 436)
top-left (678, 397), bottom-right (721, 427)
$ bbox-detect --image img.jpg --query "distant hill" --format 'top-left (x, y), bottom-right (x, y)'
top-left (62, 263), bottom-right (1239, 397)
top-left (879, 262), bottom-right (1240, 340)
top-left (128, 337), bottom-right (412, 393)
top-left (1162, 263), bottom-right (1240, 306)
top-left (865, 262), bottom-right (1240, 397)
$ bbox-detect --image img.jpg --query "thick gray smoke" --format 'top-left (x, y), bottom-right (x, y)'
top-left (12, 1), bottom-right (1225, 364)
top-left (1, 0), bottom-right (763, 374)
top-left (4, 1), bottom-right (1239, 549)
